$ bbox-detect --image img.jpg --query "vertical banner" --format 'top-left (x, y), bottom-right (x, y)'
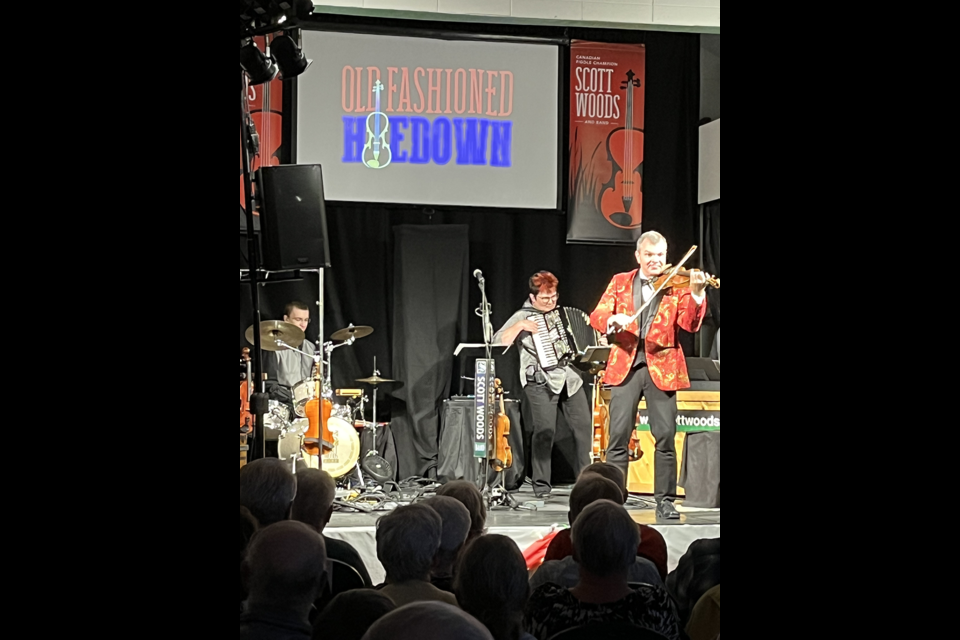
top-left (240, 36), bottom-right (285, 214)
top-left (567, 42), bottom-right (647, 244)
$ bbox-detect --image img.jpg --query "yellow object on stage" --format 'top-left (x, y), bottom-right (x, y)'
top-left (597, 390), bottom-right (721, 495)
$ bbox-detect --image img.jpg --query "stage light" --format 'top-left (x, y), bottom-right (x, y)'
top-left (271, 33), bottom-right (311, 80)
top-left (240, 41), bottom-right (278, 85)
top-left (240, 0), bottom-right (314, 35)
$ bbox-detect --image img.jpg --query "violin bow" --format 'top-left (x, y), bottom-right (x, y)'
top-left (620, 245), bottom-right (699, 328)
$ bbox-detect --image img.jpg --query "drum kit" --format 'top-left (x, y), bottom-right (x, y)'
top-left (244, 320), bottom-right (401, 485)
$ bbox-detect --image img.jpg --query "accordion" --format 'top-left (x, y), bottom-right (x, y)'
top-left (528, 307), bottom-right (602, 372)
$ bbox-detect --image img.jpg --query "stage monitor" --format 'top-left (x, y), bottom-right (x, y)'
top-left (297, 30), bottom-right (560, 209)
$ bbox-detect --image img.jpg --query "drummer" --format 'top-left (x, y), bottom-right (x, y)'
top-left (268, 301), bottom-right (317, 390)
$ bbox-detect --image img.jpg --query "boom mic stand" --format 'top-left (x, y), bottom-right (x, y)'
top-left (475, 273), bottom-right (526, 512)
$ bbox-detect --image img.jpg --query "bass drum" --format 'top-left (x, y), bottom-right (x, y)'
top-left (276, 416), bottom-right (361, 479)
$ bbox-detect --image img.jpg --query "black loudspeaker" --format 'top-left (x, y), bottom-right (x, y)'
top-left (255, 165), bottom-right (332, 270)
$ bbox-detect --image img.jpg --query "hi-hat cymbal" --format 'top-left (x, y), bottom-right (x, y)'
top-left (331, 324), bottom-right (374, 342)
top-left (356, 375), bottom-right (398, 386)
top-left (245, 321), bottom-right (305, 352)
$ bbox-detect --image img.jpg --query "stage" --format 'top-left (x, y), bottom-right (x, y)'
top-left (324, 484), bottom-right (721, 585)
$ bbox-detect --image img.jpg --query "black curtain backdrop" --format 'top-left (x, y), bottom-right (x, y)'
top-left (703, 201), bottom-right (721, 328)
top-left (391, 225), bottom-right (471, 479)
top-left (238, 27), bottom-right (702, 474)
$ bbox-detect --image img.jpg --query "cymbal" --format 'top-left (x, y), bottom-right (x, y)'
top-left (331, 324), bottom-right (374, 342)
top-left (245, 321), bottom-right (305, 352)
top-left (356, 375), bottom-right (398, 386)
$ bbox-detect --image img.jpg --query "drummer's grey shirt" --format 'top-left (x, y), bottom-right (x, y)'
top-left (275, 340), bottom-right (316, 388)
top-left (493, 302), bottom-right (584, 397)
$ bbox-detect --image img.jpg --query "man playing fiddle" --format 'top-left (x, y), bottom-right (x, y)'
top-left (590, 232), bottom-right (710, 520)
top-left (494, 272), bottom-right (593, 499)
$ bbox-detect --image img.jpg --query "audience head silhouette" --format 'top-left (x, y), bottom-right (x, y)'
top-left (240, 458), bottom-right (297, 527)
top-left (569, 475), bottom-right (627, 527)
top-left (243, 521), bottom-right (328, 612)
top-left (456, 534), bottom-right (530, 640)
top-left (292, 469), bottom-right (337, 533)
top-left (435, 480), bottom-right (487, 543)
top-left (573, 500), bottom-right (640, 578)
top-left (580, 462), bottom-right (629, 503)
top-left (361, 602), bottom-right (494, 640)
top-left (314, 589), bottom-right (396, 640)
top-left (377, 503), bottom-right (443, 583)
top-left (426, 496), bottom-right (472, 552)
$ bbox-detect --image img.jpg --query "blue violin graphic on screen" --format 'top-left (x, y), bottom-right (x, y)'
top-left (363, 80), bottom-right (392, 169)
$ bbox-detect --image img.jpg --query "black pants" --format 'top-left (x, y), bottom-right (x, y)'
top-left (608, 366), bottom-right (679, 503)
top-left (522, 383), bottom-right (593, 496)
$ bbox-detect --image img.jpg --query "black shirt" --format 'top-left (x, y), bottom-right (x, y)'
top-left (324, 535), bottom-right (373, 588)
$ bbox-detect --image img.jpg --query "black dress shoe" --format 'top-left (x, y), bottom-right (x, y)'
top-left (656, 501), bottom-right (681, 520)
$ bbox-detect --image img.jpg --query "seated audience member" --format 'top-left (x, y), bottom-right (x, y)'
top-left (240, 522), bottom-right (328, 640)
top-left (241, 507), bottom-right (259, 606)
top-left (292, 469), bottom-right (373, 588)
top-left (424, 496), bottom-right (472, 593)
top-left (436, 480), bottom-right (487, 544)
top-left (456, 535), bottom-right (534, 640)
top-left (313, 590), bottom-right (396, 640)
top-left (362, 602), bottom-right (494, 640)
top-left (545, 463), bottom-right (669, 581)
top-left (376, 504), bottom-right (458, 608)
top-left (666, 538), bottom-right (720, 630)
top-left (531, 476), bottom-right (662, 591)
top-left (525, 501), bottom-right (680, 640)
top-left (686, 584), bottom-right (721, 640)
top-left (240, 458), bottom-right (297, 527)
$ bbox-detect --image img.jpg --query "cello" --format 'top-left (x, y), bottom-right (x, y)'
top-left (599, 70), bottom-right (644, 229)
top-left (240, 348), bottom-right (254, 437)
top-left (492, 379), bottom-right (513, 473)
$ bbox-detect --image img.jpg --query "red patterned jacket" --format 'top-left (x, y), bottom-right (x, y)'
top-left (590, 269), bottom-right (707, 391)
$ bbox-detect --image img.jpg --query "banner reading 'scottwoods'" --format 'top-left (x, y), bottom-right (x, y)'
top-left (568, 42), bottom-right (646, 245)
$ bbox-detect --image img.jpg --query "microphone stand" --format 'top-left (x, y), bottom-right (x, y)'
top-left (474, 273), bottom-right (525, 512)
top-left (476, 275), bottom-right (493, 360)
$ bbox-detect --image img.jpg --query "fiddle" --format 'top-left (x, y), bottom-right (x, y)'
top-left (303, 360), bottom-right (335, 464)
top-left (599, 70), bottom-right (644, 229)
top-left (240, 348), bottom-right (254, 436)
top-left (362, 80), bottom-right (392, 169)
top-left (628, 428), bottom-right (643, 463)
top-left (492, 379), bottom-right (513, 472)
top-left (611, 246), bottom-right (719, 334)
top-left (592, 372), bottom-right (610, 464)
top-left (650, 266), bottom-right (721, 292)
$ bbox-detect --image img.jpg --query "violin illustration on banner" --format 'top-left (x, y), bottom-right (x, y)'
top-left (599, 70), bottom-right (645, 230)
top-left (363, 80), bottom-right (392, 169)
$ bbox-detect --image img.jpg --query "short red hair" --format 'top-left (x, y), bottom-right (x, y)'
top-left (529, 271), bottom-right (559, 296)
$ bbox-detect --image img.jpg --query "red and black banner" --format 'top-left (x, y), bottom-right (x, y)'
top-left (240, 36), bottom-right (285, 215)
top-left (567, 41), bottom-right (646, 245)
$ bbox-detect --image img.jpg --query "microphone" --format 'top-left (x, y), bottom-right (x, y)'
top-left (473, 269), bottom-right (484, 282)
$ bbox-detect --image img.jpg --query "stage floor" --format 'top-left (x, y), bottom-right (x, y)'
top-left (325, 484), bottom-right (721, 585)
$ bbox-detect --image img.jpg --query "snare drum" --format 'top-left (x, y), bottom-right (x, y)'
top-left (276, 416), bottom-right (361, 479)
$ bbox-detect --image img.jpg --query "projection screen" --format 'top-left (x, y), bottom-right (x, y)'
top-left (297, 30), bottom-right (560, 209)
